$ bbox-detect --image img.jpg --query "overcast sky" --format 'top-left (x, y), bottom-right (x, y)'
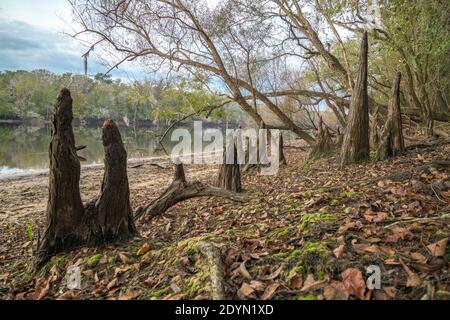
top-left (0, 0), bottom-right (143, 79)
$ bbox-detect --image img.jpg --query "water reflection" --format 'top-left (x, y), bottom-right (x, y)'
top-left (0, 124), bottom-right (180, 174)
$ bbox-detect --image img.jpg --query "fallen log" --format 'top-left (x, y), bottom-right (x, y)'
top-left (134, 163), bottom-right (249, 220)
top-left (197, 241), bottom-right (226, 300)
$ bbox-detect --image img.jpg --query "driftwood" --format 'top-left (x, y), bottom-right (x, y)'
top-left (37, 89), bottom-right (137, 266)
top-left (134, 163), bottom-right (248, 220)
top-left (197, 241), bottom-right (226, 300)
top-left (339, 32), bottom-right (370, 168)
top-left (375, 72), bottom-right (405, 161)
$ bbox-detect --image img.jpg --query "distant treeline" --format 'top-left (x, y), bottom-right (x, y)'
top-left (0, 69), bottom-right (240, 123)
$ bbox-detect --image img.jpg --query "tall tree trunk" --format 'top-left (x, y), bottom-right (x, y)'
top-left (376, 72), bottom-right (405, 161)
top-left (339, 32), bottom-right (370, 168)
top-left (37, 89), bottom-right (137, 266)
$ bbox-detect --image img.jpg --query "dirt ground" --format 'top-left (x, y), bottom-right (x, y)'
top-left (0, 138), bottom-right (449, 300)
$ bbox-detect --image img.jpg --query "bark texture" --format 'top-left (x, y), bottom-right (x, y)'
top-left (309, 117), bottom-right (334, 160)
top-left (215, 141), bottom-right (242, 193)
top-left (339, 32), bottom-right (370, 168)
top-left (37, 89), bottom-right (136, 265)
top-left (376, 72), bottom-right (405, 161)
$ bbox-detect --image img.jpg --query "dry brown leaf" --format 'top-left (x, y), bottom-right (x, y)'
top-left (363, 211), bottom-right (388, 223)
top-left (107, 278), bottom-right (119, 290)
top-left (238, 282), bottom-right (255, 298)
top-left (249, 280), bottom-right (265, 292)
top-left (289, 275), bottom-right (303, 289)
top-left (323, 285), bottom-right (349, 300)
top-left (261, 265), bottom-right (283, 281)
top-left (399, 259), bottom-right (421, 287)
top-left (342, 268), bottom-right (366, 299)
top-left (410, 252), bottom-right (427, 264)
top-left (301, 274), bottom-right (327, 292)
top-left (260, 283), bottom-right (280, 300)
top-left (427, 238), bottom-right (448, 257)
top-left (333, 244), bottom-right (345, 258)
top-left (239, 262), bottom-right (252, 280)
top-left (118, 290), bottom-right (142, 300)
top-left (35, 280), bottom-right (50, 300)
top-left (118, 253), bottom-right (132, 264)
top-left (136, 242), bottom-right (155, 256)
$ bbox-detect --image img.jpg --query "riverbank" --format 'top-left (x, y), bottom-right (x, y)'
top-left (0, 139), bottom-right (449, 300)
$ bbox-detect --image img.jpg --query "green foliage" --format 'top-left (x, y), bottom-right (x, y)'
top-left (0, 70), bottom-right (236, 122)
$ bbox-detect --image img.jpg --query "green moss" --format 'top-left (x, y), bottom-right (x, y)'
top-left (297, 294), bottom-right (317, 300)
top-left (299, 211), bottom-right (336, 233)
top-left (316, 271), bottom-right (325, 281)
top-left (87, 254), bottom-right (103, 268)
top-left (152, 287), bottom-right (171, 299)
top-left (340, 191), bottom-right (356, 198)
top-left (330, 199), bottom-right (340, 207)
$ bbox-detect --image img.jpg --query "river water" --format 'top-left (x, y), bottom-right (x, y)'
top-left (0, 123), bottom-right (192, 176)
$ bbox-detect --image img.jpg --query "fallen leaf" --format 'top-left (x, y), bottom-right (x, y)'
top-left (170, 283), bottom-right (182, 294)
top-left (260, 283), bottom-right (280, 300)
top-left (301, 274), bottom-right (327, 292)
top-left (342, 268), bottom-right (366, 299)
top-left (239, 262), bottom-right (252, 280)
top-left (118, 253), bottom-right (132, 264)
top-left (410, 252), bottom-right (427, 264)
top-left (363, 211), bottom-right (388, 223)
top-left (238, 282), bottom-right (255, 298)
top-left (323, 285), bottom-right (349, 300)
top-left (289, 275), bottom-right (303, 289)
top-left (261, 265), bottom-right (283, 281)
top-left (249, 280), bottom-right (265, 292)
top-left (118, 290), bottom-right (141, 300)
top-left (35, 280), bottom-right (50, 300)
top-left (137, 242), bottom-right (155, 256)
top-left (107, 278), bottom-right (119, 290)
top-left (399, 259), bottom-right (421, 287)
top-left (427, 238), bottom-right (448, 257)
top-left (333, 244), bottom-right (345, 258)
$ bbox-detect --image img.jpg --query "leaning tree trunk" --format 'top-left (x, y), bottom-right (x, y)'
top-left (339, 32), bottom-right (370, 168)
top-left (37, 89), bottom-right (136, 265)
top-left (376, 72), bottom-right (405, 161)
top-left (215, 141), bottom-right (242, 193)
top-left (309, 117), bottom-right (334, 160)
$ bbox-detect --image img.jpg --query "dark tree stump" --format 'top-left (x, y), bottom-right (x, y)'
top-left (279, 133), bottom-right (287, 165)
top-left (215, 141), bottom-right (242, 193)
top-left (376, 72), bottom-right (405, 161)
top-left (37, 89), bottom-right (137, 266)
top-left (339, 32), bottom-right (370, 168)
top-left (88, 119), bottom-right (137, 240)
top-left (309, 117), bottom-right (334, 160)
top-left (370, 109), bottom-right (381, 148)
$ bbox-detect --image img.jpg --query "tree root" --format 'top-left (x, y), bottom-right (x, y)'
top-left (197, 241), bottom-right (226, 300)
top-left (134, 164), bottom-right (249, 220)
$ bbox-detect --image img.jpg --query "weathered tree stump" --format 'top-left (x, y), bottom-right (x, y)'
top-left (37, 89), bottom-right (137, 266)
top-left (215, 141), bottom-right (242, 193)
top-left (370, 109), bottom-right (381, 148)
top-left (339, 32), bottom-right (370, 168)
top-left (376, 72), bottom-right (405, 161)
top-left (134, 163), bottom-right (247, 220)
top-left (309, 117), bottom-right (334, 160)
